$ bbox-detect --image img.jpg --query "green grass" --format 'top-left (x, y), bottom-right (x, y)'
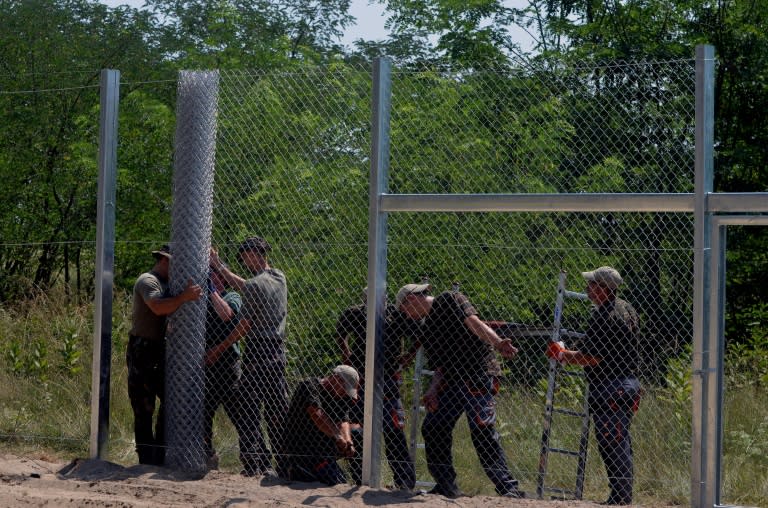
top-left (0, 294), bottom-right (766, 507)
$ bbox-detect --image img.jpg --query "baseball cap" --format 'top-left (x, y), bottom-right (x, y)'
top-left (582, 266), bottom-right (623, 290)
top-left (151, 245), bottom-right (172, 260)
top-left (238, 236), bottom-right (271, 256)
top-left (333, 365), bottom-right (359, 399)
top-left (395, 283), bottom-right (432, 308)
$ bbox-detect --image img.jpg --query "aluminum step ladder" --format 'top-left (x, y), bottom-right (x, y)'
top-left (537, 270), bottom-right (592, 500)
top-left (407, 346), bottom-right (436, 489)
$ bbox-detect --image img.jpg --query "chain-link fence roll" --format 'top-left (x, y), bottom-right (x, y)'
top-left (166, 70), bottom-right (220, 473)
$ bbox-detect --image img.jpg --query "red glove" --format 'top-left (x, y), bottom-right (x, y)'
top-left (546, 341), bottom-right (566, 362)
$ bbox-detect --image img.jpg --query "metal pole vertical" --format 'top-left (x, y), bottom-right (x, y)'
top-left (691, 44), bottom-right (715, 508)
top-left (709, 220), bottom-right (727, 507)
top-left (90, 69), bottom-right (120, 459)
top-left (166, 70), bottom-right (220, 473)
top-left (363, 57), bottom-right (392, 488)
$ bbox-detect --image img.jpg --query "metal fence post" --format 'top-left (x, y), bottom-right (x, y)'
top-left (363, 57), bottom-right (392, 488)
top-left (90, 69), bottom-right (120, 459)
top-left (691, 44), bottom-right (715, 508)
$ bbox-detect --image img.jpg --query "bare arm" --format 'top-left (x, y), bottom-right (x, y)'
top-left (145, 278), bottom-right (202, 316)
top-left (465, 314), bottom-right (518, 359)
top-left (561, 349), bottom-right (600, 366)
top-left (209, 247), bottom-right (247, 291)
top-left (307, 406), bottom-right (355, 457)
top-left (210, 290), bottom-right (234, 321)
top-left (205, 318), bottom-right (251, 366)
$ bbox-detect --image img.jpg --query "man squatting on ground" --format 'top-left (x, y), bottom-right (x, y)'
top-left (208, 236), bottom-right (288, 477)
top-left (202, 269), bottom-right (242, 469)
top-left (275, 365), bottom-right (360, 484)
top-left (546, 266), bottom-right (642, 506)
top-left (127, 245), bottom-right (202, 465)
top-left (396, 283), bottom-right (526, 499)
top-left (335, 288), bottom-right (418, 489)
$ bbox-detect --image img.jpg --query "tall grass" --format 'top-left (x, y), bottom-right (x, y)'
top-left (0, 294), bottom-right (766, 507)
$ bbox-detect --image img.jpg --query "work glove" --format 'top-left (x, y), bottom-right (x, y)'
top-left (546, 340), bottom-right (567, 362)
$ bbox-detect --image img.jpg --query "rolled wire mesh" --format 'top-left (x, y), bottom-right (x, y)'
top-left (196, 58), bottom-right (696, 504)
top-left (166, 70), bottom-right (219, 472)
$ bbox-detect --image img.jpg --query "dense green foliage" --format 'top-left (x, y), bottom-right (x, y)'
top-left (1, 0), bottom-right (765, 344)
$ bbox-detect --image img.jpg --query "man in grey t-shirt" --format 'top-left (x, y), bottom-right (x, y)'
top-left (208, 236), bottom-right (288, 477)
top-left (128, 245), bottom-right (202, 465)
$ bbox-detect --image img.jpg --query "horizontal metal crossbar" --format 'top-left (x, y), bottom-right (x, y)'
top-left (380, 192), bottom-right (768, 214)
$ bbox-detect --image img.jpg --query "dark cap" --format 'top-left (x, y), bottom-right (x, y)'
top-left (238, 236), bottom-right (271, 256)
top-left (151, 245), bottom-right (172, 261)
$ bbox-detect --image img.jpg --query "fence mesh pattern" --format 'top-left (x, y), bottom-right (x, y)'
top-left (188, 59), bottom-right (700, 503)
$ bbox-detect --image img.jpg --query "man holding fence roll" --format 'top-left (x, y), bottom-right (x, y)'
top-left (546, 266), bottom-right (641, 506)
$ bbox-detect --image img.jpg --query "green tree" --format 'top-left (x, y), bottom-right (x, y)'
top-left (0, 0), bottom-right (163, 300)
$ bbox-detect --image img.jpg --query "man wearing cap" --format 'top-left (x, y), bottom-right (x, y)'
top-left (208, 236), bottom-right (288, 477)
top-left (546, 266), bottom-right (641, 506)
top-left (396, 283), bottom-right (525, 499)
top-left (275, 365), bottom-right (359, 485)
top-left (128, 245), bottom-right (203, 465)
top-left (335, 287), bottom-right (418, 490)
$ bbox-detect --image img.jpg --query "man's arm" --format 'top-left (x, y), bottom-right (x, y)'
top-left (145, 278), bottom-right (202, 316)
top-left (465, 314), bottom-right (518, 359)
top-left (546, 341), bottom-right (600, 366)
top-left (206, 318), bottom-right (251, 365)
top-left (209, 248), bottom-right (247, 291)
top-left (210, 290), bottom-right (235, 321)
top-left (307, 405), bottom-right (355, 457)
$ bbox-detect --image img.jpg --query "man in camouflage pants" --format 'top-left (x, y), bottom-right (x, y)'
top-left (546, 266), bottom-right (642, 506)
top-left (127, 245), bottom-right (202, 465)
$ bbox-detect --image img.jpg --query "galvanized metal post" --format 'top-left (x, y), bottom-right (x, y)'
top-left (90, 69), bottom-right (120, 459)
top-left (691, 44), bottom-right (715, 508)
top-left (363, 57), bottom-right (392, 488)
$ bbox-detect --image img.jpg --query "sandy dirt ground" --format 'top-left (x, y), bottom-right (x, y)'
top-left (0, 453), bottom-right (679, 507)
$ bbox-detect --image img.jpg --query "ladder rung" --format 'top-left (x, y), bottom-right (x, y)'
top-left (547, 447), bottom-right (581, 457)
top-left (415, 443), bottom-right (425, 449)
top-left (552, 407), bottom-right (588, 417)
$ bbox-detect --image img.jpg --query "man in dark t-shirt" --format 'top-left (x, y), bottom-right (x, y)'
top-left (335, 294), bottom-right (419, 489)
top-left (546, 266), bottom-right (641, 506)
top-left (202, 270), bottom-right (242, 469)
top-left (276, 365), bottom-right (359, 485)
top-left (396, 283), bottom-right (525, 499)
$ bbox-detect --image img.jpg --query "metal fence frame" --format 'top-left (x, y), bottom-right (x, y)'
top-left (87, 45), bottom-right (768, 507)
top-left (364, 45), bottom-right (767, 508)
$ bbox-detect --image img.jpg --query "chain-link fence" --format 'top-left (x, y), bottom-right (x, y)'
top-left (198, 58), bottom-right (698, 504)
top-left (1, 53), bottom-right (764, 506)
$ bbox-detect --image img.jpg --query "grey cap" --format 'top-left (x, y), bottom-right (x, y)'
top-left (582, 266), bottom-right (623, 290)
top-left (395, 283), bottom-right (432, 308)
top-left (333, 365), bottom-right (359, 399)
